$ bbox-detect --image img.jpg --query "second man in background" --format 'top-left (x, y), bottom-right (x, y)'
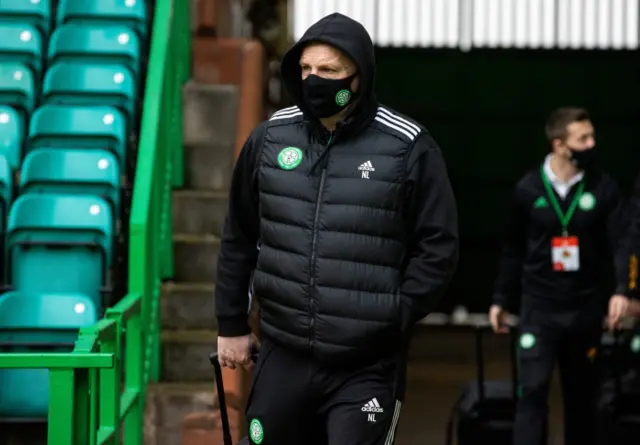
top-left (489, 107), bottom-right (628, 445)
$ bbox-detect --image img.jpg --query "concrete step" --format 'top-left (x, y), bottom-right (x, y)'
top-left (162, 330), bottom-right (218, 382)
top-left (183, 143), bottom-right (236, 191)
top-left (173, 234), bottom-right (220, 283)
top-left (183, 82), bottom-right (238, 147)
top-left (182, 82), bottom-right (238, 193)
top-left (161, 282), bottom-right (217, 331)
top-left (145, 382), bottom-right (215, 445)
top-left (173, 190), bottom-right (228, 236)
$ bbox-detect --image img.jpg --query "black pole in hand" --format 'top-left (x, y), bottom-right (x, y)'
top-left (209, 353), bottom-right (233, 445)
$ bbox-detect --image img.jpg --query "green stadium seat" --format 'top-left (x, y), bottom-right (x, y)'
top-left (6, 194), bottom-right (113, 302)
top-left (0, 105), bottom-right (23, 170)
top-left (0, 23), bottom-right (43, 78)
top-left (0, 0), bottom-right (51, 38)
top-left (27, 104), bottom-right (127, 169)
top-left (20, 149), bottom-right (120, 220)
top-left (43, 62), bottom-right (137, 124)
top-left (0, 62), bottom-right (35, 118)
top-left (0, 292), bottom-right (97, 419)
top-left (48, 23), bottom-right (141, 80)
top-left (56, 0), bottom-right (148, 41)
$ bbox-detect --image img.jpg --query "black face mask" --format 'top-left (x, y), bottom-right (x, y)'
top-left (302, 74), bottom-right (357, 118)
top-left (569, 147), bottom-right (598, 170)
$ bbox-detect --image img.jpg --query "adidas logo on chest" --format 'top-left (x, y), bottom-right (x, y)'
top-left (358, 160), bottom-right (375, 179)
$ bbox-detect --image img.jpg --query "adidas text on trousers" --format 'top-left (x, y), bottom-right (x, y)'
top-left (245, 337), bottom-right (407, 445)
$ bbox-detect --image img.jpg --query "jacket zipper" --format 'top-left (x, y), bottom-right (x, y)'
top-left (309, 134), bottom-right (332, 348)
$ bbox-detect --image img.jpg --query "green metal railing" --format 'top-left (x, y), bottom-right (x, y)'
top-left (0, 0), bottom-right (191, 442)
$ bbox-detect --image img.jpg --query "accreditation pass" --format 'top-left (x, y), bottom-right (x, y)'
top-left (551, 236), bottom-right (580, 272)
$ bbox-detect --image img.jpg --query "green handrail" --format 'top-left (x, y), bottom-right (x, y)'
top-left (0, 0), bottom-right (190, 442)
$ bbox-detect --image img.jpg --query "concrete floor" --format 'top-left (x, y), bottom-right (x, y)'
top-left (397, 362), bottom-right (566, 445)
top-left (397, 327), bottom-right (565, 445)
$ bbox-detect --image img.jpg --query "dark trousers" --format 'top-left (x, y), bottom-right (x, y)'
top-left (513, 306), bottom-right (602, 445)
top-left (245, 337), bottom-right (407, 445)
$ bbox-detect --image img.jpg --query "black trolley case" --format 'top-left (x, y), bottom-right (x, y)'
top-left (445, 324), bottom-right (524, 445)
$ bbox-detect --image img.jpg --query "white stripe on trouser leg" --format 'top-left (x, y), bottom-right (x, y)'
top-left (384, 400), bottom-right (402, 445)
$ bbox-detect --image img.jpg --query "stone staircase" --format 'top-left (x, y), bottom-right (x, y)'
top-left (143, 82), bottom-right (239, 445)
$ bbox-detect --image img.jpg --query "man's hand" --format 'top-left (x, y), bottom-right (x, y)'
top-left (608, 294), bottom-right (631, 331)
top-left (217, 335), bottom-right (253, 370)
top-left (489, 304), bottom-right (510, 334)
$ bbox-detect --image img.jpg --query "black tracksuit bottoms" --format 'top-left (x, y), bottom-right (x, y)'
top-left (245, 337), bottom-right (407, 445)
top-left (513, 305), bottom-right (602, 445)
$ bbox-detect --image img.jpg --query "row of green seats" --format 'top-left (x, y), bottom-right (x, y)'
top-left (0, 0), bottom-right (149, 41)
top-left (0, 104), bottom-right (124, 232)
top-left (0, 0), bottom-right (151, 421)
top-left (0, 104), bottom-right (127, 172)
top-left (0, 22), bottom-right (142, 80)
top-left (0, 141), bottom-right (121, 225)
top-left (0, 59), bottom-right (138, 140)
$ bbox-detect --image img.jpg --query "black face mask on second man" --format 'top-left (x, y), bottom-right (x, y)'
top-left (569, 146), bottom-right (598, 171)
top-left (302, 73), bottom-right (358, 119)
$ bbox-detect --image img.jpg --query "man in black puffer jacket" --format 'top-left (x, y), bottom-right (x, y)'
top-left (215, 12), bottom-right (459, 445)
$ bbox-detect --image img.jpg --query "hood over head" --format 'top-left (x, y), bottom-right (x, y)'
top-left (280, 13), bottom-right (377, 136)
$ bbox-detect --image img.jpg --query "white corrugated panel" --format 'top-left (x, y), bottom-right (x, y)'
top-left (291, 0), bottom-right (461, 48)
top-left (471, 0), bottom-right (557, 48)
top-left (290, 0), bottom-right (639, 50)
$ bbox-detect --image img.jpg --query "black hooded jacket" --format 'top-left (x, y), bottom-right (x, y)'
top-left (215, 13), bottom-right (459, 363)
